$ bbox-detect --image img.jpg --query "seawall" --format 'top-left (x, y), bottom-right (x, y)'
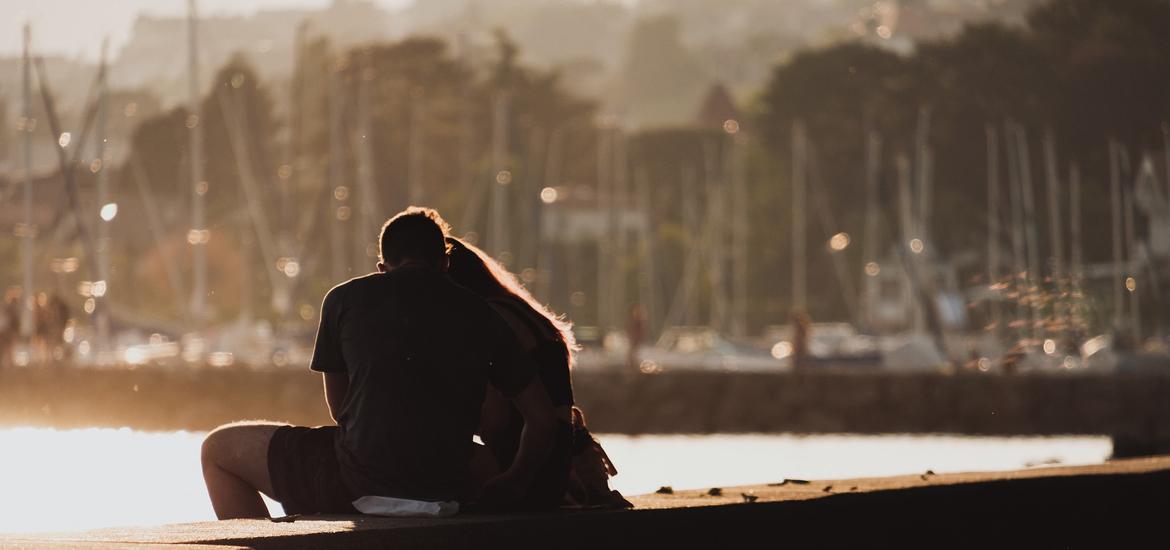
top-left (2, 367), bottom-right (1168, 444)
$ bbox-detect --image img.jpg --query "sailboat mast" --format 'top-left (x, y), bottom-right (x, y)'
top-left (914, 107), bottom-right (932, 249)
top-left (896, 154), bottom-right (919, 332)
top-left (1108, 139), bottom-right (1124, 332)
top-left (1123, 164), bottom-right (1140, 339)
top-left (95, 39), bottom-right (111, 353)
top-left (328, 65), bottom-right (346, 283)
top-left (986, 125), bottom-right (1000, 333)
top-left (681, 165), bottom-right (699, 326)
top-left (636, 166), bottom-right (658, 338)
top-left (729, 122), bottom-right (748, 338)
top-left (862, 130), bottom-right (881, 329)
top-left (535, 127), bottom-right (563, 303)
top-left (613, 129), bottom-right (629, 334)
top-left (1163, 122), bottom-right (1170, 203)
top-left (595, 123), bottom-right (611, 329)
top-left (355, 70), bottom-right (378, 267)
top-left (704, 138), bottom-right (725, 333)
top-left (490, 91), bottom-right (510, 261)
top-left (791, 121), bottom-right (807, 313)
top-left (284, 22), bottom-right (307, 292)
top-left (20, 23), bottom-right (34, 339)
top-left (1015, 125), bottom-right (1042, 341)
top-left (1068, 164), bottom-right (1083, 333)
top-left (1043, 131), bottom-right (1064, 335)
top-left (187, 0), bottom-right (207, 326)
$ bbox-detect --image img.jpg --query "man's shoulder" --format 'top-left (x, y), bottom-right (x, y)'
top-left (321, 273), bottom-right (391, 309)
top-left (334, 272), bottom-right (383, 290)
top-left (332, 270), bottom-right (479, 304)
top-left (325, 273), bottom-right (379, 297)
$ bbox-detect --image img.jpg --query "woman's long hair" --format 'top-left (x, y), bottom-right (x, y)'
top-left (446, 237), bottom-right (579, 356)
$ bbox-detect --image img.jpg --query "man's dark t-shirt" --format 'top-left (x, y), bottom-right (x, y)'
top-left (310, 266), bottom-right (536, 502)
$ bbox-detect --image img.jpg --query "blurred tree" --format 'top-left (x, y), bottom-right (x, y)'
top-left (307, 32), bottom-right (598, 316)
top-left (202, 55), bottom-right (281, 226)
top-left (754, 0), bottom-right (1170, 328)
top-left (618, 15), bottom-right (709, 128)
top-left (756, 43), bottom-right (912, 321)
top-left (0, 95), bottom-right (8, 167)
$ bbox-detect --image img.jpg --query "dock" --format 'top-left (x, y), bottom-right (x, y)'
top-left (4, 456), bottom-right (1168, 548)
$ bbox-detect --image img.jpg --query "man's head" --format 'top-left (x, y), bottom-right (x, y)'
top-left (377, 207), bottom-right (452, 272)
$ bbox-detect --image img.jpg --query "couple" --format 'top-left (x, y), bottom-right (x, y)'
top-left (200, 207), bottom-right (625, 518)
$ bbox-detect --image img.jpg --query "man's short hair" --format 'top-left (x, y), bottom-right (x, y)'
top-left (379, 207), bottom-right (452, 267)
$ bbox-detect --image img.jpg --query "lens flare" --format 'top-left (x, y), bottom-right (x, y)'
top-left (829, 232), bottom-right (851, 251)
top-left (100, 203), bottom-right (118, 221)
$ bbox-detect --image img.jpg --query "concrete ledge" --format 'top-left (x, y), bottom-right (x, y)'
top-left (5, 456), bottom-right (1169, 549)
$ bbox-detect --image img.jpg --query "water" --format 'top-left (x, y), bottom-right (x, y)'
top-left (0, 428), bottom-right (1111, 534)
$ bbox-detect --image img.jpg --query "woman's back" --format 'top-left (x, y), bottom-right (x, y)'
top-left (487, 295), bottom-right (575, 410)
top-left (444, 236), bottom-right (588, 509)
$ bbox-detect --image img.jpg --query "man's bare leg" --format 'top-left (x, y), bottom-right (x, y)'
top-left (201, 421), bottom-right (285, 520)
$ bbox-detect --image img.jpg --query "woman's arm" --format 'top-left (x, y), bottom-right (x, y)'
top-left (479, 377), bottom-right (557, 503)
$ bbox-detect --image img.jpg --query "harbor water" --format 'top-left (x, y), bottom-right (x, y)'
top-left (0, 428), bottom-right (1111, 534)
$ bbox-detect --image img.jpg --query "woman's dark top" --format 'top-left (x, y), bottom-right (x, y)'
top-left (482, 295), bottom-right (575, 509)
top-left (488, 296), bottom-right (574, 409)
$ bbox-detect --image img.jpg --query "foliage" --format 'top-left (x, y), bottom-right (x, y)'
top-left (753, 0), bottom-right (1170, 324)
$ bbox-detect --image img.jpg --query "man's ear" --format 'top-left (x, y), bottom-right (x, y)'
top-left (377, 262), bottom-right (387, 273)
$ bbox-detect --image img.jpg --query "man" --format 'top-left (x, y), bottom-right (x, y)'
top-left (201, 207), bottom-right (557, 518)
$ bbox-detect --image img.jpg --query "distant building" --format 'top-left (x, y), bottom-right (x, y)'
top-left (694, 83), bottom-right (741, 131)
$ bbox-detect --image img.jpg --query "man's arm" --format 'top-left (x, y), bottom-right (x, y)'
top-left (310, 285), bottom-right (348, 422)
top-left (322, 372), bottom-right (349, 424)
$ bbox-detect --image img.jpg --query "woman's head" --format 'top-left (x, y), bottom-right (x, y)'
top-left (446, 237), bottom-right (578, 352)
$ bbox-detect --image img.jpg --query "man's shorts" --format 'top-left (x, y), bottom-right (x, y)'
top-left (267, 425), bottom-right (358, 515)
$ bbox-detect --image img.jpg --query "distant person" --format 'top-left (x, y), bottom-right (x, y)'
top-left (626, 304), bottom-right (647, 373)
top-left (791, 309), bottom-right (811, 371)
top-left (446, 237), bottom-right (630, 509)
top-left (200, 207), bottom-right (558, 519)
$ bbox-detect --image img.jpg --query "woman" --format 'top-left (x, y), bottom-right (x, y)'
top-left (446, 237), bottom-right (628, 510)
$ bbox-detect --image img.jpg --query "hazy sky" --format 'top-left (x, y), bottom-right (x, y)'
top-left (0, 0), bottom-right (414, 61)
